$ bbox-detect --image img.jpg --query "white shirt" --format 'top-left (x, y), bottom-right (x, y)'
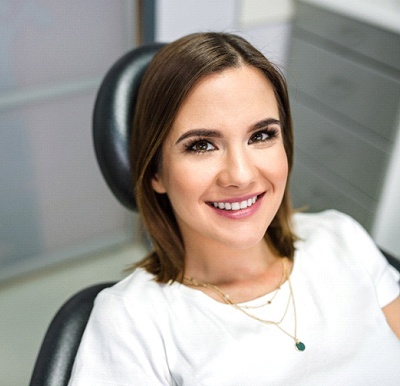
top-left (69, 210), bottom-right (400, 385)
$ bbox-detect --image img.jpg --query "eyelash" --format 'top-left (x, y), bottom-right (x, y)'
top-left (249, 128), bottom-right (279, 144)
top-left (184, 128), bottom-right (279, 154)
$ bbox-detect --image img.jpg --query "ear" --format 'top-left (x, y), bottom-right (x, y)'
top-left (151, 173), bottom-right (167, 194)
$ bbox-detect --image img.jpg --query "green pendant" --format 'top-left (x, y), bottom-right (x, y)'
top-left (295, 341), bottom-right (306, 351)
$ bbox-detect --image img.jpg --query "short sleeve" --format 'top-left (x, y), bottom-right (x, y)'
top-left (347, 214), bottom-right (400, 308)
top-left (68, 288), bottom-right (173, 386)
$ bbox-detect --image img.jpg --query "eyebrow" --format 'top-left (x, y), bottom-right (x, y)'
top-left (252, 118), bottom-right (281, 131)
top-left (176, 129), bottom-right (222, 144)
top-left (175, 118), bottom-right (281, 145)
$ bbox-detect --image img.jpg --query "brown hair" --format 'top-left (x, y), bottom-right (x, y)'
top-left (131, 32), bottom-right (296, 283)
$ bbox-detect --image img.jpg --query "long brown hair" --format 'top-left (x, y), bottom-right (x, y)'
top-left (131, 32), bottom-right (296, 283)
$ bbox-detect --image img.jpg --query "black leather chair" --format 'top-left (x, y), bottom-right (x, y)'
top-left (29, 42), bottom-right (400, 386)
top-left (29, 282), bottom-right (115, 386)
top-left (93, 42), bottom-right (165, 211)
top-left (382, 249), bottom-right (400, 274)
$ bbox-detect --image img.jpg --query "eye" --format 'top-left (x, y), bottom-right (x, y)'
top-left (186, 139), bottom-right (216, 153)
top-left (248, 128), bottom-right (278, 144)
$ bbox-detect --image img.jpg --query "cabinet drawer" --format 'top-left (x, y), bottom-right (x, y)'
top-left (288, 38), bottom-right (400, 141)
top-left (290, 154), bottom-right (375, 230)
top-left (295, 2), bottom-right (400, 71)
top-left (291, 102), bottom-right (388, 200)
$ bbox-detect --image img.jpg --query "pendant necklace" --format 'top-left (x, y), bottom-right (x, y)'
top-left (183, 257), bottom-right (306, 351)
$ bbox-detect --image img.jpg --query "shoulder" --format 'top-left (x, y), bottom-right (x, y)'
top-left (71, 269), bottom-right (174, 384)
top-left (292, 209), bottom-right (358, 245)
top-left (107, 267), bottom-right (165, 297)
top-left (94, 268), bottom-right (170, 322)
top-left (292, 208), bottom-right (377, 256)
top-left (292, 210), bottom-right (399, 306)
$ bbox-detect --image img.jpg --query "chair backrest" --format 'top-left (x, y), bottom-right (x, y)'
top-left (29, 282), bottom-right (116, 386)
top-left (93, 43), bottom-right (165, 211)
top-left (381, 249), bottom-right (400, 274)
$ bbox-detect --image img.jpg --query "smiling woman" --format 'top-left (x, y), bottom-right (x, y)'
top-left (150, 65), bottom-right (289, 277)
top-left (132, 32), bottom-right (296, 284)
top-left (68, 32), bottom-right (400, 385)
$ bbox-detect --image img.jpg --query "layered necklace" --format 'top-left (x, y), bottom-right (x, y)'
top-left (183, 257), bottom-right (306, 351)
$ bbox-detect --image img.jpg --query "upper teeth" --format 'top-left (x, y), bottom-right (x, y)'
top-left (213, 196), bottom-right (257, 211)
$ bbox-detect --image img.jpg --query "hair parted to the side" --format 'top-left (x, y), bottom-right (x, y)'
top-left (130, 32), bottom-right (296, 283)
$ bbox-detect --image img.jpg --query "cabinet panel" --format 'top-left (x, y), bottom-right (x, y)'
top-left (295, 2), bottom-right (400, 71)
top-left (290, 153), bottom-right (375, 229)
top-left (291, 102), bottom-right (388, 200)
top-left (288, 37), bottom-right (400, 141)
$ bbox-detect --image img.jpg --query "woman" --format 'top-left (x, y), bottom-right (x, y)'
top-left (69, 32), bottom-right (400, 385)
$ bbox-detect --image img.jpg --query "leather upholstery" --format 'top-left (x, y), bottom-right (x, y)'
top-left (93, 43), bottom-right (165, 211)
top-left (29, 282), bottom-right (115, 386)
top-left (382, 249), bottom-right (400, 273)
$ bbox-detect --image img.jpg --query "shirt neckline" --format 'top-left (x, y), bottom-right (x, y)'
top-left (171, 254), bottom-right (299, 308)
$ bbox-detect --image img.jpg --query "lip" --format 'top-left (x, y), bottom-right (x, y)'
top-left (211, 192), bottom-right (264, 204)
top-left (207, 192), bottom-right (265, 219)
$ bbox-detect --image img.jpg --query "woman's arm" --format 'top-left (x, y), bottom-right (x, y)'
top-left (382, 295), bottom-right (400, 339)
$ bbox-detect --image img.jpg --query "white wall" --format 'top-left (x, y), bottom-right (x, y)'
top-left (0, 0), bottom-right (135, 283)
top-left (155, 0), bottom-right (294, 67)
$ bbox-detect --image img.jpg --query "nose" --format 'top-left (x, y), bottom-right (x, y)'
top-left (217, 147), bottom-right (257, 189)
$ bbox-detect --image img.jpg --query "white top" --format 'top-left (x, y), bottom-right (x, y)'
top-left (69, 210), bottom-right (400, 385)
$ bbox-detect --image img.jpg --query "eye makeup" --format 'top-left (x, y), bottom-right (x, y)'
top-left (178, 118), bottom-right (282, 154)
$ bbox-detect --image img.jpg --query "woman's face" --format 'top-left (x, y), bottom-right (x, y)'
top-left (152, 65), bottom-right (288, 252)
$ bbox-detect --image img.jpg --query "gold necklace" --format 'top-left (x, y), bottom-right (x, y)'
top-left (242, 258), bottom-right (285, 309)
top-left (183, 258), bottom-right (306, 351)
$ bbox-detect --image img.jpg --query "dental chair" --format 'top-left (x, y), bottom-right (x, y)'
top-left (29, 42), bottom-right (400, 386)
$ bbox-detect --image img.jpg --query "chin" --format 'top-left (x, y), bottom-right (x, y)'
top-left (217, 232), bottom-right (267, 251)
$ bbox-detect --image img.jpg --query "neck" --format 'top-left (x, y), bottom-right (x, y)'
top-left (182, 236), bottom-right (285, 302)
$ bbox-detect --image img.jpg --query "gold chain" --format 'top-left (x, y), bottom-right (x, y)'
top-left (242, 258), bottom-right (285, 309)
top-left (183, 258), bottom-right (305, 351)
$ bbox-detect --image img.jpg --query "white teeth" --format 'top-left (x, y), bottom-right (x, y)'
top-left (231, 202), bottom-right (240, 210)
top-left (212, 195), bottom-right (258, 211)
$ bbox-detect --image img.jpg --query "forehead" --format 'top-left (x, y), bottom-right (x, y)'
top-left (170, 65), bottom-right (279, 135)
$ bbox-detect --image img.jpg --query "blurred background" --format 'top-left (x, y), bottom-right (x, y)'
top-left (0, 0), bottom-right (399, 384)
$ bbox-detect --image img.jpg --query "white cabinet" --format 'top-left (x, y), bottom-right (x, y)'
top-left (288, 0), bottom-right (400, 242)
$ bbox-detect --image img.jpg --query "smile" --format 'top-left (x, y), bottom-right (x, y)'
top-left (211, 195), bottom-right (259, 211)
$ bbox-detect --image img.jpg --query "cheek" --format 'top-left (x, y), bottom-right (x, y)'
top-left (163, 161), bottom-right (211, 203)
top-left (278, 158), bottom-right (289, 187)
top-left (261, 147), bottom-right (289, 183)
top-left (278, 154), bottom-right (289, 181)
top-left (165, 160), bottom-right (223, 220)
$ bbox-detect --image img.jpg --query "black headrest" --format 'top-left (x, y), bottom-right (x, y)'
top-left (93, 43), bottom-right (165, 211)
